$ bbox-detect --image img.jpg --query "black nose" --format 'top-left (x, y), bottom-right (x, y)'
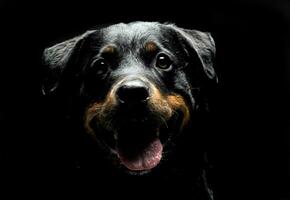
top-left (116, 80), bottom-right (150, 103)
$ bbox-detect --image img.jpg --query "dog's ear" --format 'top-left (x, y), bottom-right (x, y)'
top-left (168, 25), bottom-right (218, 83)
top-left (42, 30), bottom-right (95, 95)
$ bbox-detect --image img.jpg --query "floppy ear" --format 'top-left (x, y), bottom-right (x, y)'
top-left (42, 30), bottom-right (95, 95)
top-left (167, 25), bottom-right (218, 83)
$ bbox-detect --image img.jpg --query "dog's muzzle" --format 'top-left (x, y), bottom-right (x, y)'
top-left (84, 76), bottom-right (190, 173)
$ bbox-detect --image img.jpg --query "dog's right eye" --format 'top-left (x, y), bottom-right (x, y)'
top-left (155, 53), bottom-right (172, 70)
top-left (90, 59), bottom-right (109, 76)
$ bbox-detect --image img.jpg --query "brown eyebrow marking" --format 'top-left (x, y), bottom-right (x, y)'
top-left (102, 45), bottom-right (116, 54)
top-left (145, 41), bottom-right (158, 53)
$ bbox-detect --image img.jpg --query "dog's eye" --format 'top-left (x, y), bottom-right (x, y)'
top-left (156, 53), bottom-right (172, 70)
top-left (90, 59), bottom-right (109, 75)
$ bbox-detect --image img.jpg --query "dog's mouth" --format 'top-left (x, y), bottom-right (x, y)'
top-left (100, 115), bottom-right (178, 172)
top-left (88, 111), bottom-right (180, 172)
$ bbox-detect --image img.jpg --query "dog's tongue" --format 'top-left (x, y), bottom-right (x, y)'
top-left (117, 139), bottom-right (163, 171)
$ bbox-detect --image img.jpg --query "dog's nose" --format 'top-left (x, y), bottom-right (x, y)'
top-left (116, 80), bottom-right (150, 103)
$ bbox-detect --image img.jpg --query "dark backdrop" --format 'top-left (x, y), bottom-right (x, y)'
top-left (0, 0), bottom-right (289, 199)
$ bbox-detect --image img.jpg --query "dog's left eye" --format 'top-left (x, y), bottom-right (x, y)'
top-left (90, 58), bottom-right (109, 75)
top-left (155, 53), bottom-right (172, 70)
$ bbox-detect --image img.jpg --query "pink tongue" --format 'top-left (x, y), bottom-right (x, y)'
top-left (117, 139), bottom-right (163, 171)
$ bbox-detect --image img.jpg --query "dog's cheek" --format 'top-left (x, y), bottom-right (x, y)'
top-left (84, 102), bottom-right (103, 137)
top-left (166, 94), bottom-right (190, 131)
top-left (148, 87), bottom-right (173, 120)
top-left (84, 92), bottom-right (118, 135)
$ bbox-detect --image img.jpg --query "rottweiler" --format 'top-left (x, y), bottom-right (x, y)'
top-left (42, 21), bottom-right (217, 198)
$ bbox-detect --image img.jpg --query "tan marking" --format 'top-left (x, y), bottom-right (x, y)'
top-left (84, 90), bottom-right (117, 138)
top-left (166, 95), bottom-right (190, 130)
top-left (102, 45), bottom-right (116, 54)
top-left (145, 41), bottom-right (158, 53)
top-left (149, 86), bottom-right (173, 120)
top-left (149, 84), bottom-right (190, 132)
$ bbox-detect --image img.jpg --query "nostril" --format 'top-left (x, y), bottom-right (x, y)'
top-left (132, 86), bottom-right (149, 101)
top-left (117, 85), bottom-right (149, 103)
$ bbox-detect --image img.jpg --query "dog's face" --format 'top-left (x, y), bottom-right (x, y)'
top-left (42, 22), bottom-right (216, 173)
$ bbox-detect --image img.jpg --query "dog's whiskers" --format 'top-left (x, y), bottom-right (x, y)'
top-left (160, 117), bottom-right (169, 129)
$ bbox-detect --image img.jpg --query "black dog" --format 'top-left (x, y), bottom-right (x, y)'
top-left (42, 21), bottom-right (217, 198)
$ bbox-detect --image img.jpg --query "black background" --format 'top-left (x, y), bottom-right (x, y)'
top-left (0, 0), bottom-right (289, 199)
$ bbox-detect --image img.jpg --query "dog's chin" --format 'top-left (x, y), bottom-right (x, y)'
top-left (123, 168), bottom-right (152, 176)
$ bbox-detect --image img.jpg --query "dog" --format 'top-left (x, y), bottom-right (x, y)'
top-left (42, 21), bottom-right (217, 198)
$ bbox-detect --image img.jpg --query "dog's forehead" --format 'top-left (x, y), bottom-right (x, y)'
top-left (101, 22), bottom-right (162, 46)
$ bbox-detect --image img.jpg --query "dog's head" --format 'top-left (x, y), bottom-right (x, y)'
top-left (42, 22), bottom-right (217, 173)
